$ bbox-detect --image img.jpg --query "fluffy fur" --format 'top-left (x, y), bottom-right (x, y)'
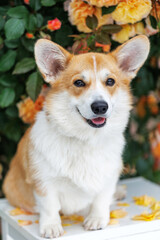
top-left (3, 35), bottom-right (150, 238)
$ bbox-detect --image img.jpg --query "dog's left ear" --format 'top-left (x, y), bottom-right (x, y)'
top-left (112, 35), bottom-right (150, 79)
top-left (35, 39), bottom-right (72, 83)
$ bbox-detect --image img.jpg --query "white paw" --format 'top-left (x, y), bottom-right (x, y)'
top-left (83, 217), bottom-right (108, 231)
top-left (40, 223), bottom-right (64, 238)
top-left (114, 185), bottom-right (127, 201)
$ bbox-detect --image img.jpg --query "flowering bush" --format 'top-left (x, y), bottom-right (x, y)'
top-left (0, 0), bottom-right (160, 197)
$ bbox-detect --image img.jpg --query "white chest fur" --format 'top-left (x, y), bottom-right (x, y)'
top-left (30, 111), bottom-right (123, 195)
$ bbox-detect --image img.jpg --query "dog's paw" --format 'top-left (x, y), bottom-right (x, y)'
top-left (114, 185), bottom-right (127, 201)
top-left (83, 217), bottom-right (108, 231)
top-left (40, 223), bottom-right (64, 238)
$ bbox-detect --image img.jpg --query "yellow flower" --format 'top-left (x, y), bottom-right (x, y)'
top-left (69, 0), bottom-right (113, 33)
top-left (84, 0), bottom-right (121, 7)
top-left (112, 22), bottom-right (145, 43)
top-left (112, 0), bottom-right (152, 24)
top-left (133, 195), bottom-right (156, 206)
top-left (112, 24), bottom-right (135, 43)
top-left (134, 22), bottom-right (145, 34)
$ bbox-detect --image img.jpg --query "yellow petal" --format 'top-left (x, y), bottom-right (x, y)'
top-left (10, 208), bottom-right (33, 216)
top-left (35, 220), bottom-right (39, 224)
top-left (62, 223), bottom-right (72, 227)
top-left (133, 195), bottom-right (156, 206)
top-left (18, 220), bottom-right (32, 226)
top-left (117, 202), bottom-right (130, 207)
top-left (110, 209), bottom-right (127, 219)
top-left (132, 210), bottom-right (160, 221)
top-left (109, 219), bottom-right (119, 225)
top-left (150, 202), bottom-right (160, 211)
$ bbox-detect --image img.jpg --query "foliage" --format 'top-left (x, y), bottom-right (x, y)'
top-left (0, 0), bottom-right (160, 198)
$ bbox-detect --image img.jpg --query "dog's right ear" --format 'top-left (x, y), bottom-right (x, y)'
top-left (34, 39), bottom-right (72, 83)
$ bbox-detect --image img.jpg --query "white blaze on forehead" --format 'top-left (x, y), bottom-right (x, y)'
top-left (81, 70), bottom-right (94, 82)
top-left (92, 55), bottom-right (98, 82)
top-left (98, 69), bottom-right (110, 81)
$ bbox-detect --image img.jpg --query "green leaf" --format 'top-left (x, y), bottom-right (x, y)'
top-left (7, 6), bottom-right (29, 19)
top-left (26, 14), bottom-right (37, 32)
top-left (5, 106), bottom-right (18, 118)
top-left (26, 72), bottom-right (43, 101)
top-left (102, 6), bottom-right (117, 15)
top-left (0, 6), bottom-right (9, 15)
top-left (86, 15), bottom-right (98, 30)
top-left (41, 0), bottom-right (56, 6)
top-left (5, 39), bottom-right (19, 49)
top-left (0, 74), bottom-right (17, 88)
top-left (4, 121), bottom-right (21, 142)
top-left (13, 58), bottom-right (36, 74)
top-left (149, 15), bottom-right (157, 29)
top-left (158, 21), bottom-right (160, 30)
top-left (30, 0), bottom-right (42, 11)
top-left (95, 32), bottom-right (111, 44)
top-left (5, 18), bottom-right (25, 40)
top-left (55, 25), bottom-right (73, 47)
top-left (0, 15), bottom-right (5, 30)
top-left (0, 50), bottom-right (17, 72)
top-left (101, 24), bottom-right (122, 33)
top-left (21, 37), bottom-right (35, 52)
top-left (0, 88), bottom-right (15, 108)
top-left (36, 13), bottom-right (43, 28)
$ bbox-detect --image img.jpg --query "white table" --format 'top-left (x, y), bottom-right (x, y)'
top-left (0, 177), bottom-right (160, 240)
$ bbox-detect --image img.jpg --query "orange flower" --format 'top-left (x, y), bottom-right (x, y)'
top-left (17, 95), bottom-right (45, 124)
top-left (47, 18), bottom-right (61, 31)
top-left (147, 94), bottom-right (159, 115)
top-left (151, 0), bottom-right (160, 19)
top-left (25, 33), bottom-right (34, 39)
top-left (112, 0), bottom-right (152, 24)
top-left (24, 0), bottom-right (29, 4)
top-left (69, 0), bottom-right (113, 33)
top-left (137, 96), bottom-right (147, 118)
top-left (85, 0), bottom-right (121, 7)
top-left (95, 42), bottom-right (111, 52)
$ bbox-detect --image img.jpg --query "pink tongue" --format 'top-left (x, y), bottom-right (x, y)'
top-left (91, 117), bottom-right (105, 125)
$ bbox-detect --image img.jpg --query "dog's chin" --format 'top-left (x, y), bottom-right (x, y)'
top-left (77, 108), bottom-right (107, 128)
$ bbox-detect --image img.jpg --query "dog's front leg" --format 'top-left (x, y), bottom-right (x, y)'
top-left (84, 180), bottom-right (117, 231)
top-left (35, 190), bottom-right (64, 238)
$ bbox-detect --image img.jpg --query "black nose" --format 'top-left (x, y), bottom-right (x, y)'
top-left (91, 101), bottom-right (108, 115)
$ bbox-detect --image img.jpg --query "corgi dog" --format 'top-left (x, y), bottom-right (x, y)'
top-left (3, 35), bottom-right (150, 238)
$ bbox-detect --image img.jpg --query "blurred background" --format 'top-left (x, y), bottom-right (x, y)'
top-left (0, 0), bottom-right (160, 199)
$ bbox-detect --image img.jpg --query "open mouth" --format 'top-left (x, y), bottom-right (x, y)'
top-left (76, 108), bottom-right (106, 128)
top-left (87, 117), bottom-right (106, 128)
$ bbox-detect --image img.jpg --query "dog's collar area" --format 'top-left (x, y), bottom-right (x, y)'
top-left (76, 108), bottom-right (106, 128)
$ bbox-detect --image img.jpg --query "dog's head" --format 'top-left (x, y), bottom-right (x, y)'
top-left (35, 36), bottom-right (150, 140)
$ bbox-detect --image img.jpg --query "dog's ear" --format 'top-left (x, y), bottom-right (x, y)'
top-left (35, 39), bottom-right (72, 83)
top-left (112, 35), bottom-right (150, 79)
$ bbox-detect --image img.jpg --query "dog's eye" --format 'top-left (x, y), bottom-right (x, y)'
top-left (74, 80), bottom-right (85, 87)
top-left (106, 78), bottom-right (115, 86)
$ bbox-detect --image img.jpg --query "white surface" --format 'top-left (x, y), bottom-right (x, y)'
top-left (0, 177), bottom-right (160, 240)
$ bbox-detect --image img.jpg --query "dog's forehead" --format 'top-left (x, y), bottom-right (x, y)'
top-left (70, 53), bottom-right (117, 80)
